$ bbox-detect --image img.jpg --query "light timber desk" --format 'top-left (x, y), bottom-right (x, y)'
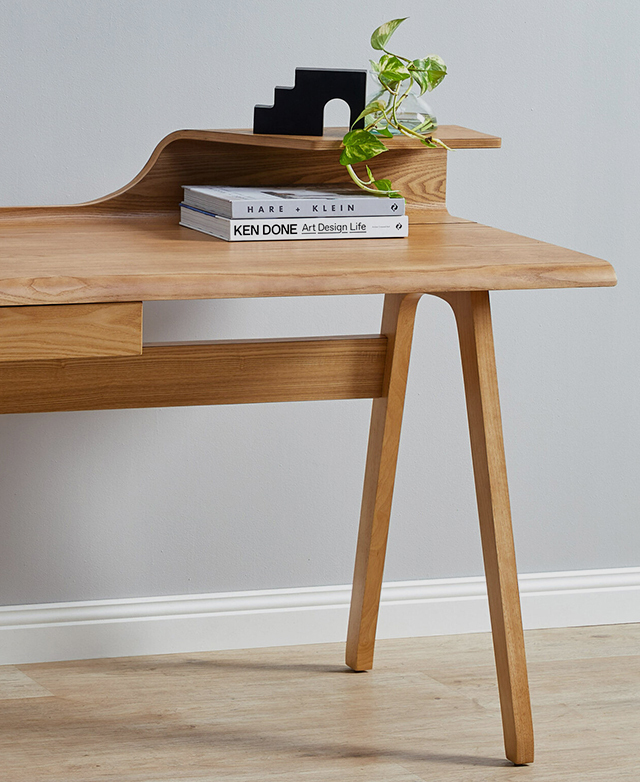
top-left (0, 127), bottom-right (616, 766)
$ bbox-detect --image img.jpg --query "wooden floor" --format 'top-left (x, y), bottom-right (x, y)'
top-left (0, 624), bottom-right (638, 781)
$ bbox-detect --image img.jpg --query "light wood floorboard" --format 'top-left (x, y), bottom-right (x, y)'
top-left (0, 624), bottom-right (638, 781)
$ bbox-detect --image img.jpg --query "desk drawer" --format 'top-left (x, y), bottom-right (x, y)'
top-left (0, 302), bottom-right (142, 361)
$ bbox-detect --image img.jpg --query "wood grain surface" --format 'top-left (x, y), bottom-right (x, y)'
top-left (0, 126), bottom-right (615, 304)
top-left (437, 291), bottom-right (534, 765)
top-left (180, 125), bottom-right (503, 150)
top-left (0, 336), bottom-right (387, 414)
top-left (0, 127), bottom-right (498, 221)
top-left (1, 143), bottom-right (450, 216)
top-left (0, 128), bottom-right (458, 216)
top-left (0, 302), bottom-right (142, 361)
top-left (347, 293), bottom-right (422, 671)
top-left (0, 217), bottom-right (616, 306)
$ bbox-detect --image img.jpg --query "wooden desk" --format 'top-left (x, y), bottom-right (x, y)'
top-left (0, 127), bottom-right (616, 766)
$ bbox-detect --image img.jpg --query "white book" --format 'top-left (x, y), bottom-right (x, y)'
top-left (182, 185), bottom-right (405, 219)
top-left (180, 204), bottom-right (409, 242)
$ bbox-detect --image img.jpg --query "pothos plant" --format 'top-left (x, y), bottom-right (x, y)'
top-left (340, 17), bottom-right (449, 197)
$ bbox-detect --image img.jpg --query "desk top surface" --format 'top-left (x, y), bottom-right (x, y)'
top-left (0, 127), bottom-right (616, 305)
top-left (0, 213), bottom-right (616, 306)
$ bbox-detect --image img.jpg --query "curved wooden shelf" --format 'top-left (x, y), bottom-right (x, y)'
top-left (2, 127), bottom-right (464, 218)
top-left (0, 126), bottom-right (616, 306)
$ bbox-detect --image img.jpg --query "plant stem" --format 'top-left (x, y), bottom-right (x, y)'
top-left (345, 164), bottom-right (381, 193)
top-left (382, 48), bottom-right (412, 64)
top-left (345, 164), bottom-right (399, 196)
top-left (391, 88), bottom-right (400, 127)
top-left (395, 121), bottom-right (452, 150)
top-left (364, 104), bottom-right (392, 132)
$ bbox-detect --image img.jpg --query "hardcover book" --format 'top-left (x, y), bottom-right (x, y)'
top-left (180, 204), bottom-right (409, 242)
top-left (182, 185), bottom-right (405, 219)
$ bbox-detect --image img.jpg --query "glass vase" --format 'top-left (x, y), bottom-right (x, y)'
top-left (366, 71), bottom-right (438, 135)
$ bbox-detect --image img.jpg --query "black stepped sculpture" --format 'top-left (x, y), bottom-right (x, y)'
top-left (253, 68), bottom-right (366, 136)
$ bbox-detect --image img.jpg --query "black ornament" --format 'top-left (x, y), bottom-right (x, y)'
top-left (253, 68), bottom-right (366, 136)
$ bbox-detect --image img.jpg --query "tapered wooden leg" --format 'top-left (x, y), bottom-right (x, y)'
top-left (438, 291), bottom-right (534, 765)
top-left (346, 293), bottom-right (422, 672)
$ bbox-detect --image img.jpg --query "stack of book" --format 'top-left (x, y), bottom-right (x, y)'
top-left (179, 185), bottom-right (408, 242)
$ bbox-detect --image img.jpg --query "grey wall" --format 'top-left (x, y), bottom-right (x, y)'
top-left (0, 1), bottom-right (637, 606)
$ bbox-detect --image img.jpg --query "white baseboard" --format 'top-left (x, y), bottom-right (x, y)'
top-left (1, 567), bottom-right (639, 665)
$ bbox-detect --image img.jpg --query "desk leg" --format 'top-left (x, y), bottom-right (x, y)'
top-left (438, 291), bottom-right (534, 765)
top-left (346, 293), bottom-right (422, 672)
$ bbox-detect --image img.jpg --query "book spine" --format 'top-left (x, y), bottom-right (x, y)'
top-left (228, 199), bottom-right (405, 219)
top-left (180, 208), bottom-right (409, 241)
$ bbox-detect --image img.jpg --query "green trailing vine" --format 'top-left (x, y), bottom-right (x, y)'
top-left (340, 17), bottom-right (450, 197)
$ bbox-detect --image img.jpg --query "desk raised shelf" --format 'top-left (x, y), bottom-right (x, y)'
top-left (0, 126), bottom-right (617, 767)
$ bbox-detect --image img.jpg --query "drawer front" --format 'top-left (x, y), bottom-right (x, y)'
top-left (0, 302), bottom-right (142, 361)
